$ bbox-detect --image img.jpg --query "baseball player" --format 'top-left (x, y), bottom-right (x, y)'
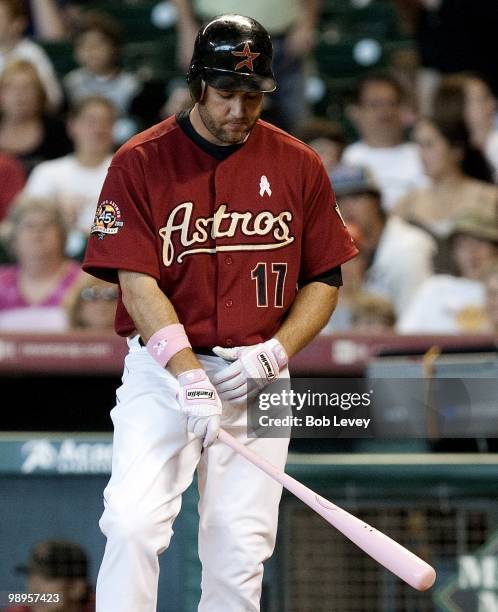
top-left (83, 14), bottom-right (358, 612)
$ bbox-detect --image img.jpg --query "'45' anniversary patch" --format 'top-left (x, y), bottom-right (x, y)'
top-left (91, 200), bottom-right (124, 239)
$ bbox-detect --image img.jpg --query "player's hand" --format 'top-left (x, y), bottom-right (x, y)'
top-left (177, 369), bottom-right (222, 447)
top-left (211, 339), bottom-right (288, 405)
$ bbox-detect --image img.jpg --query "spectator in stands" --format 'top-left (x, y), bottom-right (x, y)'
top-left (24, 95), bottom-right (115, 258)
top-left (0, 60), bottom-right (71, 174)
top-left (7, 539), bottom-right (95, 612)
top-left (0, 151), bottom-right (24, 220)
top-left (0, 0), bottom-right (62, 110)
top-left (350, 293), bottom-right (396, 335)
top-left (294, 117), bottom-right (346, 174)
top-left (172, 0), bottom-right (321, 133)
top-left (331, 165), bottom-right (436, 316)
top-left (0, 196), bottom-right (81, 332)
top-left (394, 114), bottom-right (498, 271)
top-left (433, 74), bottom-right (498, 181)
top-left (63, 12), bottom-right (140, 129)
top-left (65, 273), bottom-right (117, 332)
top-left (398, 209), bottom-right (498, 334)
top-left (343, 71), bottom-right (426, 211)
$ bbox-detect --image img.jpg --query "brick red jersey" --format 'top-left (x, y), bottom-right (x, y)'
top-left (83, 116), bottom-right (358, 347)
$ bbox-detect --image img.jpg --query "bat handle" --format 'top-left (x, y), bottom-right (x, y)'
top-left (218, 429), bottom-right (285, 481)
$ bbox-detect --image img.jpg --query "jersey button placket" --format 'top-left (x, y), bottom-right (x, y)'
top-left (215, 164), bottom-right (239, 347)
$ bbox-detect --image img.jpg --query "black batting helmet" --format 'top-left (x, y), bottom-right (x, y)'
top-left (187, 14), bottom-right (276, 102)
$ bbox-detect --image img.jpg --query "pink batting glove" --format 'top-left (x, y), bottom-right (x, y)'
top-left (211, 339), bottom-right (288, 405)
top-left (177, 369), bottom-right (222, 447)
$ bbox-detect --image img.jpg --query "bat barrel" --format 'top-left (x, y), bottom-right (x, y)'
top-left (218, 429), bottom-right (437, 591)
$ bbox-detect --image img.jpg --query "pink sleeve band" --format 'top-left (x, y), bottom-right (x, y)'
top-left (146, 323), bottom-right (192, 368)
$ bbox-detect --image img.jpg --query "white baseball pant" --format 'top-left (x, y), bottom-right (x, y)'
top-left (96, 335), bottom-right (290, 612)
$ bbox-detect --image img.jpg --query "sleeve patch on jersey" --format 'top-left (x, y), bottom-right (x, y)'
top-left (91, 200), bottom-right (124, 240)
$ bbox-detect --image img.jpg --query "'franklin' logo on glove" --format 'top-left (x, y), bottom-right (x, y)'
top-left (258, 352), bottom-right (276, 380)
top-left (187, 389), bottom-right (216, 400)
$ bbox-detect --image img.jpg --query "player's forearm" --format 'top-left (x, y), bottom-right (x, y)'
top-left (274, 282), bottom-right (338, 358)
top-left (118, 270), bottom-right (202, 376)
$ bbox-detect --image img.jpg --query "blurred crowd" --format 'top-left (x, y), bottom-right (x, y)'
top-left (0, 0), bottom-right (496, 338)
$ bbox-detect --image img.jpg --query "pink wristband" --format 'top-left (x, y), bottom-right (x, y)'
top-left (146, 324), bottom-right (192, 368)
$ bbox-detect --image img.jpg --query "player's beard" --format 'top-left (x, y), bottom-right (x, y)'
top-left (198, 102), bottom-right (260, 145)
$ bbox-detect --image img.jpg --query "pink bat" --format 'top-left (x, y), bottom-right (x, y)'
top-left (218, 429), bottom-right (436, 591)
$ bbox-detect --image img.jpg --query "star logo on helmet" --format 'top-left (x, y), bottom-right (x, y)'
top-left (231, 42), bottom-right (260, 72)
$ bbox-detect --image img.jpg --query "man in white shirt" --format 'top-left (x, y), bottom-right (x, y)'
top-left (331, 165), bottom-right (436, 316)
top-left (0, 0), bottom-right (62, 110)
top-left (24, 96), bottom-right (115, 257)
top-left (343, 72), bottom-right (426, 211)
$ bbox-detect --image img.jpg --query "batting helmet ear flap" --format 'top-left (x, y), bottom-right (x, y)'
top-left (199, 80), bottom-right (206, 102)
top-left (188, 78), bottom-right (206, 102)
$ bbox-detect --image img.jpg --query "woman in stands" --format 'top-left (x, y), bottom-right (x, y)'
top-left (394, 112), bottom-right (498, 272)
top-left (0, 59), bottom-right (71, 174)
top-left (0, 195), bottom-right (81, 331)
top-left (433, 73), bottom-right (498, 181)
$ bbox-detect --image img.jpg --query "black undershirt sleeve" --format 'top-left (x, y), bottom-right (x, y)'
top-left (302, 265), bottom-right (342, 288)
